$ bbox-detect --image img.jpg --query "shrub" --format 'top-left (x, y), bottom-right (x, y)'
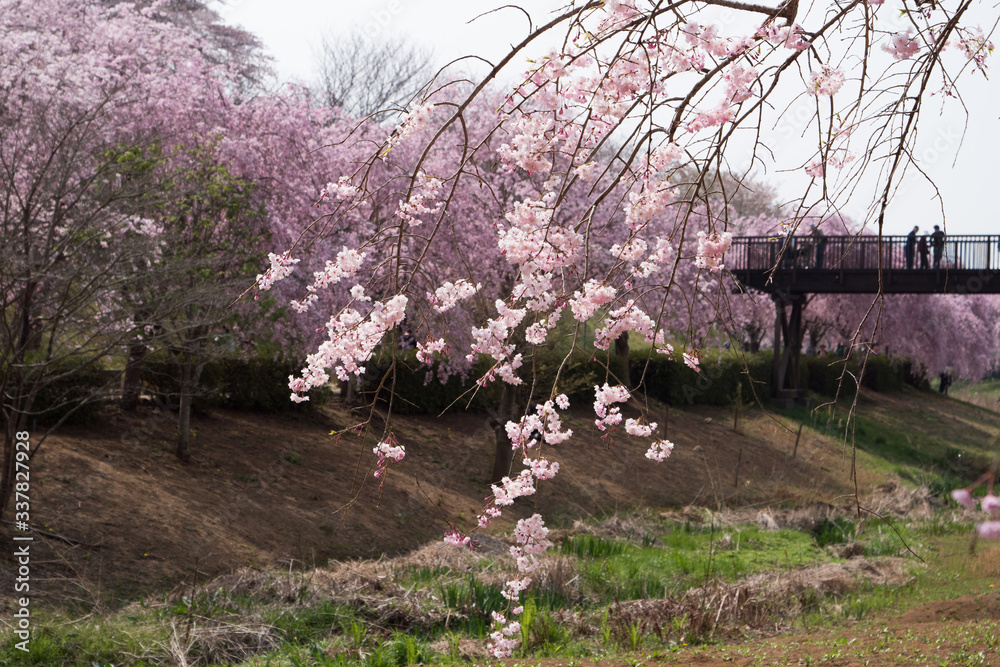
top-left (27, 355), bottom-right (113, 425)
top-left (359, 344), bottom-right (627, 415)
top-left (802, 355), bottom-right (849, 396)
top-left (141, 353), bottom-right (329, 413)
top-left (859, 354), bottom-right (903, 392)
top-left (359, 350), bottom-right (495, 416)
top-left (629, 350), bottom-right (772, 406)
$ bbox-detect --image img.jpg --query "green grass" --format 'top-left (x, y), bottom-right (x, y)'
top-left (570, 522), bottom-right (836, 602)
top-left (3, 515), bottom-right (995, 667)
top-left (951, 378), bottom-right (1000, 406)
top-left (0, 609), bottom-right (164, 666)
top-left (780, 400), bottom-right (994, 493)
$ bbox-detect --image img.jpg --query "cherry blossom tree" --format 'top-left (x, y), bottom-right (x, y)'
top-left (258, 0), bottom-right (997, 656)
top-left (0, 0), bottom-right (287, 510)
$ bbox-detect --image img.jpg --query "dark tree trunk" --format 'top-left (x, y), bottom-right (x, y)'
top-left (0, 426), bottom-right (17, 520)
top-left (175, 357), bottom-right (202, 462)
top-left (490, 383), bottom-right (518, 485)
top-left (615, 331), bottom-right (631, 388)
top-left (121, 342), bottom-right (147, 411)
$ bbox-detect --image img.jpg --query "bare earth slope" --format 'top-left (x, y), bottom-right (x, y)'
top-left (1, 386), bottom-right (996, 610)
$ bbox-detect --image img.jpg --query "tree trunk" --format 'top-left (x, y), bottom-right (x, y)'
top-left (0, 426), bottom-right (17, 520)
top-left (175, 357), bottom-right (202, 462)
top-left (615, 331), bottom-right (631, 387)
top-left (121, 341), bottom-right (147, 411)
top-left (490, 383), bottom-right (518, 485)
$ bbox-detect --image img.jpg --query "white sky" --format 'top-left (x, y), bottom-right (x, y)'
top-left (215, 0), bottom-right (999, 237)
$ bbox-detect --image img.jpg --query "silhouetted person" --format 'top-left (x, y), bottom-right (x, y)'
top-left (931, 225), bottom-right (945, 268)
top-left (810, 224), bottom-right (827, 268)
top-left (917, 234), bottom-right (929, 269)
top-left (939, 371), bottom-right (952, 395)
top-left (904, 225), bottom-right (918, 269)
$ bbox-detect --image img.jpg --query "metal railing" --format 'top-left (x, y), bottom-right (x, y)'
top-left (729, 235), bottom-right (999, 273)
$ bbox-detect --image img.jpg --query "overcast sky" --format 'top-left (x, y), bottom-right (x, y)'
top-left (214, 0), bottom-right (998, 237)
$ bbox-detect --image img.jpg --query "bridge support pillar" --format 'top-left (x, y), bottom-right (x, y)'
top-left (772, 292), bottom-right (807, 402)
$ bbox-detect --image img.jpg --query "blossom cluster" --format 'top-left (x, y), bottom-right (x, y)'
top-left (291, 247), bottom-right (367, 313)
top-left (808, 65), bottom-right (846, 96)
top-left (593, 300), bottom-right (658, 350)
top-left (694, 231), bottom-right (733, 273)
top-left (385, 102), bottom-right (434, 153)
top-left (955, 27), bottom-right (994, 72)
top-left (255, 252), bottom-right (299, 293)
top-left (395, 171), bottom-right (444, 227)
top-left (645, 439), bottom-right (675, 462)
top-left (319, 176), bottom-right (359, 201)
top-left (288, 294), bottom-right (408, 401)
top-left (951, 487), bottom-right (1000, 538)
top-left (504, 395), bottom-right (573, 449)
top-left (372, 436), bottom-right (406, 478)
top-left (884, 30), bottom-right (921, 60)
top-left (593, 383), bottom-right (631, 431)
top-left (488, 513), bottom-right (550, 658)
top-left (429, 279), bottom-right (479, 313)
top-left (415, 337), bottom-right (448, 363)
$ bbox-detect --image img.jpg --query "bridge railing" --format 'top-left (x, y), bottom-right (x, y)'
top-left (729, 234), bottom-right (999, 272)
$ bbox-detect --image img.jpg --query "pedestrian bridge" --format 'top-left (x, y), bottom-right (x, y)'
top-left (726, 234), bottom-right (1000, 400)
top-left (729, 234), bottom-right (1000, 294)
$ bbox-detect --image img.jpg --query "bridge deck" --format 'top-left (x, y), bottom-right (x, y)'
top-left (729, 235), bottom-right (1000, 294)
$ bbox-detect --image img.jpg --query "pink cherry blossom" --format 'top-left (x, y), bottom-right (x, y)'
top-left (976, 521), bottom-right (1000, 539)
top-left (645, 440), bottom-right (675, 462)
top-left (444, 529), bottom-right (471, 547)
top-left (256, 252), bottom-right (300, 293)
top-left (416, 338), bottom-right (448, 363)
top-left (429, 279), bottom-right (479, 313)
top-left (625, 418), bottom-right (657, 437)
top-left (808, 65), bottom-right (846, 96)
top-left (695, 231), bottom-right (733, 273)
top-left (884, 30), bottom-right (922, 60)
top-left (683, 351), bottom-right (701, 372)
top-left (951, 488), bottom-right (976, 509)
top-left (372, 436), bottom-right (406, 482)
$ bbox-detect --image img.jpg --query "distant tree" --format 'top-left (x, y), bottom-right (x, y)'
top-left (315, 33), bottom-right (434, 118)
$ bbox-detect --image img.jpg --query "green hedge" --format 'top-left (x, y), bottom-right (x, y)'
top-left (20, 355), bottom-right (113, 425)
top-left (141, 355), bottom-right (330, 413)
top-left (630, 350), bottom-right (926, 407)
top-left (358, 352), bottom-right (494, 416)
top-left (353, 346), bottom-right (929, 415)
top-left (803, 353), bottom-right (927, 395)
top-left (359, 345), bottom-right (629, 415)
top-left (629, 350), bottom-right (772, 406)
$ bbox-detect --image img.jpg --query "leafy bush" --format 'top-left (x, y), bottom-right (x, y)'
top-left (802, 355), bottom-right (850, 396)
top-left (141, 353), bottom-right (329, 413)
top-left (359, 350), bottom-right (494, 416)
top-left (803, 353), bottom-right (927, 395)
top-left (811, 517), bottom-right (855, 547)
top-left (26, 355), bottom-right (114, 425)
top-left (215, 357), bottom-right (331, 412)
top-left (629, 350), bottom-right (772, 406)
top-left (360, 344), bottom-right (625, 415)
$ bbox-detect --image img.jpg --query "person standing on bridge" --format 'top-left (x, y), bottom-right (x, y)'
top-left (931, 225), bottom-right (945, 268)
top-left (905, 225), bottom-right (918, 269)
top-left (810, 224), bottom-right (827, 269)
top-left (917, 233), bottom-right (930, 269)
